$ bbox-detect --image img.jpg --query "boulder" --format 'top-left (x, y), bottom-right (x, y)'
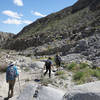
top-left (74, 39), bottom-right (88, 53)
top-left (17, 84), bottom-right (65, 100)
top-left (63, 81), bottom-right (100, 100)
top-left (30, 61), bottom-right (45, 69)
top-left (62, 53), bottom-right (92, 64)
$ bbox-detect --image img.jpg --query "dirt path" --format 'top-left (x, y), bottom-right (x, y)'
top-left (0, 68), bottom-right (74, 100)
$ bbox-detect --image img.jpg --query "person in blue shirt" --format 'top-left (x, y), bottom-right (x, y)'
top-left (44, 57), bottom-right (53, 78)
top-left (6, 62), bottom-right (19, 98)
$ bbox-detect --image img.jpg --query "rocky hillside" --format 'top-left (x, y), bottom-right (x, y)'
top-left (3, 0), bottom-right (100, 65)
top-left (3, 0), bottom-right (100, 51)
top-left (0, 32), bottom-right (14, 48)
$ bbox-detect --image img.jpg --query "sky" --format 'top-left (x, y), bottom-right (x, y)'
top-left (0, 0), bottom-right (78, 34)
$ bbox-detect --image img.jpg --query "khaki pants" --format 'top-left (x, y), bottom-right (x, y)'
top-left (8, 79), bottom-right (15, 98)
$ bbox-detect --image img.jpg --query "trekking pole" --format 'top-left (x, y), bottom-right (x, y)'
top-left (40, 68), bottom-right (44, 79)
top-left (18, 76), bottom-right (21, 93)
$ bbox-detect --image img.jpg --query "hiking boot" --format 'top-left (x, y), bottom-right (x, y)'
top-left (8, 91), bottom-right (11, 98)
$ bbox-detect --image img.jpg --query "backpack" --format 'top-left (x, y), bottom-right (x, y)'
top-left (7, 66), bottom-right (16, 80)
top-left (55, 56), bottom-right (61, 63)
top-left (45, 60), bottom-right (51, 68)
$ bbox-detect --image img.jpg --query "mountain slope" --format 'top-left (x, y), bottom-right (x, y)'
top-left (3, 0), bottom-right (100, 51)
top-left (0, 32), bottom-right (14, 48)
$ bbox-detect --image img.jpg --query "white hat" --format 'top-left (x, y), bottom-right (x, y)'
top-left (9, 61), bottom-right (15, 66)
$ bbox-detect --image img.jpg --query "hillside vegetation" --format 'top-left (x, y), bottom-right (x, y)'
top-left (3, 0), bottom-right (100, 51)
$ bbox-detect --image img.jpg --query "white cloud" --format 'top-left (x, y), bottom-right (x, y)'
top-left (23, 20), bottom-right (32, 24)
top-left (2, 18), bottom-right (32, 25)
top-left (2, 18), bottom-right (22, 25)
top-left (13, 0), bottom-right (23, 6)
top-left (2, 10), bottom-right (23, 19)
top-left (31, 11), bottom-right (46, 17)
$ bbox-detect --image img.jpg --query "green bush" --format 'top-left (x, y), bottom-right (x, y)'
top-left (59, 75), bottom-right (67, 80)
top-left (73, 71), bottom-right (84, 80)
top-left (79, 62), bottom-right (89, 69)
top-left (55, 70), bottom-right (65, 75)
top-left (72, 68), bottom-right (100, 84)
top-left (92, 70), bottom-right (100, 79)
top-left (67, 62), bottom-right (77, 70)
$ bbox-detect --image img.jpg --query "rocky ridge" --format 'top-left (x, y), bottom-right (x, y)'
top-left (3, 0), bottom-right (100, 51)
top-left (0, 32), bottom-right (14, 48)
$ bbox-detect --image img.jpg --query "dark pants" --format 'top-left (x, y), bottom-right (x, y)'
top-left (44, 67), bottom-right (51, 78)
top-left (56, 61), bottom-right (61, 66)
top-left (56, 61), bottom-right (61, 70)
top-left (8, 79), bottom-right (15, 98)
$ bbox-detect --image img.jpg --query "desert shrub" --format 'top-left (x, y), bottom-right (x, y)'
top-left (55, 70), bottom-right (65, 75)
top-left (79, 62), bottom-right (89, 69)
top-left (67, 62), bottom-right (77, 70)
top-left (59, 75), bottom-right (67, 80)
top-left (73, 71), bottom-right (84, 80)
top-left (92, 70), bottom-right (100, 79)
top-left (73, 71), bottom-right (86, 84)
top-left (73, 68), bottom-right (100, 84)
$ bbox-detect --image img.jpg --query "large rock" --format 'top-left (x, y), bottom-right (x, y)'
top-left (30, 61), bottom-right (45, 69)
top-left (17, 84), bottom-right (65, 100)
top-left (15, 56), bottom-right (45, 69)
top-left (62, 53), bottom-right (92, 64)
top-left (63, 81), bottom-right (100, 100)
top-left (75, 39), bottom-right (88, 53)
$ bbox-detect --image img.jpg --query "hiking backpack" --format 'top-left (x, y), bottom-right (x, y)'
top-left (7, 66), bottom-right (16, 80)
top-left (55, 56), bottom-right (61, 63)
top-left (45, 60), bottom-right (51, 68)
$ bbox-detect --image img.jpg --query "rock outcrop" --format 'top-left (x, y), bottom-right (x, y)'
top-left (17, 84), bottom-right (65, 100)
top-left (0, 32), bottom-right (14, 48)
top-left (63, 81), bottom-right (100, 100)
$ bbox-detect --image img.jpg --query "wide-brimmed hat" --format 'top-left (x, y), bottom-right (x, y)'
top-left (9, 61), bottom-right (15, 66)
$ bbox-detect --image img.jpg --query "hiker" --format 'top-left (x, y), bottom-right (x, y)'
top-left (44, 57), bottom-right (53, 78)
top-left (54, 53), bottom-right (62, 70)
top-left (6, 62), bottom-right (19, 98)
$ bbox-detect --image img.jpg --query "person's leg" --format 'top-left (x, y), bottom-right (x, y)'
top-left (56, 64), bottom-right (59, 71)
top-left (49, 68), bottom-right (51, 78)
top-left (44, 68), bottom-right (48, 76)
top-left (8, 80), bottom-right (11, 98)
top-left (56, 61), bottom-right (61, 71)
top-left (10, 80), bottom-right (15, 97)
top-left (58, 62), bottom-right (61, 70)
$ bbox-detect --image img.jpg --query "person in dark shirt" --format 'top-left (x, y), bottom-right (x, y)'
top-left (54, 54), bottom-right (62, 70)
